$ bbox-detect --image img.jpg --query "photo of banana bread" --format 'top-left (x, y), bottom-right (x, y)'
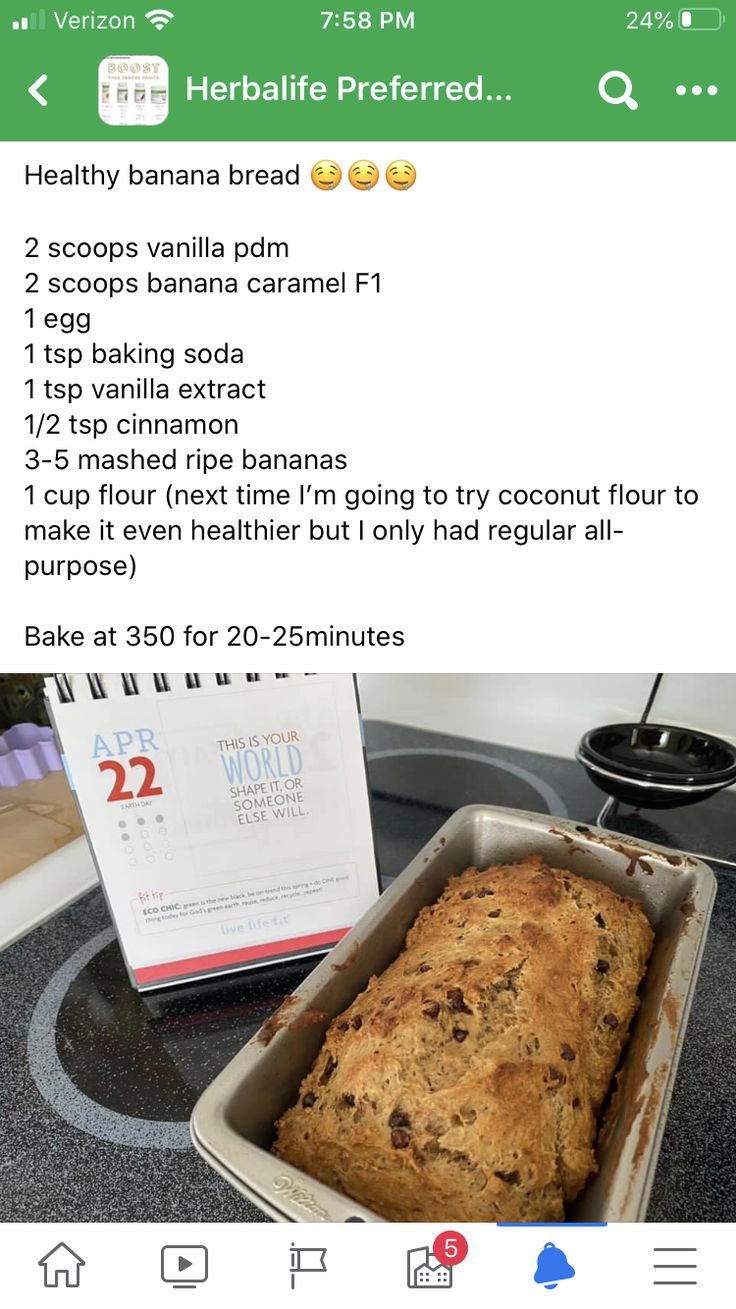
top-left (273, 855), bottom-right (654, 1221)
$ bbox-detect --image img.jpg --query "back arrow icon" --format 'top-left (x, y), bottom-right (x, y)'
top-left (28, 74), bottom-right (48, 106)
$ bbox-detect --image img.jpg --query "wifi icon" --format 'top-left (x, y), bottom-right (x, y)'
top-left (145, 7), bottom-right (174, 29)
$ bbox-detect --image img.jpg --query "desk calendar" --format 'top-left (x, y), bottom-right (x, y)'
top-left (46, 673), bottom-right (380, 989)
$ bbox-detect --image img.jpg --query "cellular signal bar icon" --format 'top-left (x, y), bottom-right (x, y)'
top-left (12, 9), bottom-right (46, 28)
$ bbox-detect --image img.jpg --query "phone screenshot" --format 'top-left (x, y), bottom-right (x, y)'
top-left (0, 0), bottom-right (734, 1301)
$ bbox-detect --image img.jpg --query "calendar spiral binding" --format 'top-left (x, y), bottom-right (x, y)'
top-left (49, 673), bottom-right (315, 704)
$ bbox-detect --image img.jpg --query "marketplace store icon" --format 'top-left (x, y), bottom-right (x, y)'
top-left (408, 1231), bottom-right (469, 1289)
top-left (407, 1248), bottom-right (453, 1289)
top-left (98, 55), bottom-right (169, 125)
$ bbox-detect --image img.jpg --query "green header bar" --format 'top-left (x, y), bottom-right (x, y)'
top-left (0, 0), bottom-right (733, 140)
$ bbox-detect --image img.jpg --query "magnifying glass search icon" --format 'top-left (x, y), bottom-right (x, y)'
top-left (598, 70), bottom-right (638, 111)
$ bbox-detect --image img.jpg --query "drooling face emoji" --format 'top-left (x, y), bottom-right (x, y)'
top-left (348, 159), bottom-right (379, 190)
top-left (311, 160), bottom-right (342, 190)
top-left (386, 160), bottom-right (416, 191)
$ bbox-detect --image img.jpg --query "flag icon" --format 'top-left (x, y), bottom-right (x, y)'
top-left (290, 1244), bottom-right (327, 1290)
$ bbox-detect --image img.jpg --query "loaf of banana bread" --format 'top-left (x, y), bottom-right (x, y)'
top-left (273, 855), bottom-right (654, 1221)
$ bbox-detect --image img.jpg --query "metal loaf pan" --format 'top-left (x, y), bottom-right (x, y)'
top-left (190, 805), bottom-right (716, 1223)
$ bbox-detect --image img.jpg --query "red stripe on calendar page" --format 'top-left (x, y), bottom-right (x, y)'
top-left (133, 927), bottom-right (351, 984)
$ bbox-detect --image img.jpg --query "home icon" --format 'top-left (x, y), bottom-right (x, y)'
top-left (38, 1243), bottom-right (85, 1288)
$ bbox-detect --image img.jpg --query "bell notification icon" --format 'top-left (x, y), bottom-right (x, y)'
top-left (534, 1242), bottom-right (576, 1290)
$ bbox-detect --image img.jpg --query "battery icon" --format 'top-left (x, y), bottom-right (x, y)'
top-left (679, 7), bottom-right (724, 28)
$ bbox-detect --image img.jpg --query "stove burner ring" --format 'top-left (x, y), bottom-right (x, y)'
top-left (366, 747), bottom-right (568, 818)
top-left (27, 927), bottom-right (190, 1151)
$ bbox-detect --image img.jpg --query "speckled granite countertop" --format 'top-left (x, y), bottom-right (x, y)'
top-left (1, 721), bottom-right (735, 1222)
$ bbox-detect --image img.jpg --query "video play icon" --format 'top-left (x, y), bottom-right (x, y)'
top-left (160, 1246), bottom-right (208, 1288)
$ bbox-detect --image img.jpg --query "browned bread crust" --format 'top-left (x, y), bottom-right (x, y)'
top-left (273, 856), bottom-right (654, 1221)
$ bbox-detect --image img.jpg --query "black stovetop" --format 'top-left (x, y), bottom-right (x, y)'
top-left (1, 721), bottom-right (735, 1222)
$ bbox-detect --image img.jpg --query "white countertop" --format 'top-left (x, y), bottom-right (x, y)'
top-left (0, 835), bottom-right (98, 950)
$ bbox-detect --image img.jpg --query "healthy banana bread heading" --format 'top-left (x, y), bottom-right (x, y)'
top-left (273, 856), bottom-right (654, 1222)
